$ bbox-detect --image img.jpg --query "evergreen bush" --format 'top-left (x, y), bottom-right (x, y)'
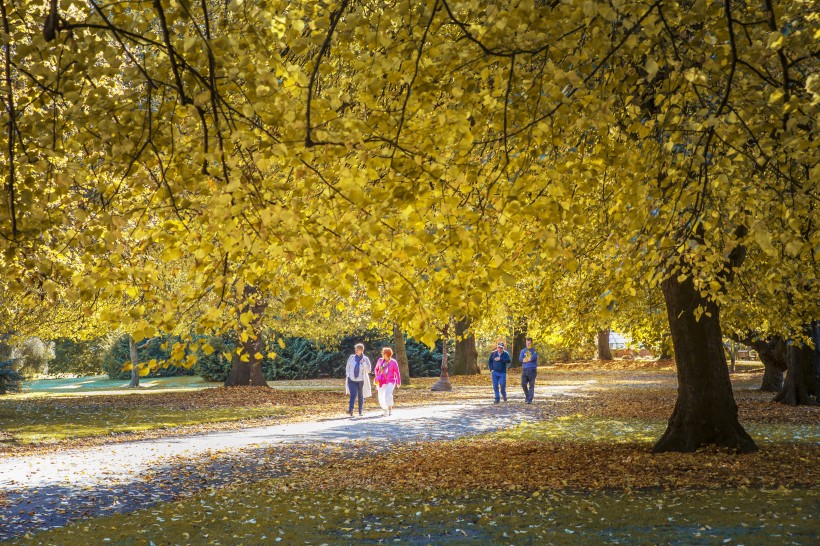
top-left (102, 334), bottom-right (195, 380)
top-left (50, 338), bottom-right (107, 376)
top-left (0, 359), bottom-right (23, 394)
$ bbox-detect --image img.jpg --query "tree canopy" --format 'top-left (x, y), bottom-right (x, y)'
top-left (1, 0), bottom-right (817, 445)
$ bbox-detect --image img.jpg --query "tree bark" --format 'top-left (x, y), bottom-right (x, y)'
top-left (224, 285), bottom-right (269, 387)
top-left (728, 334), bottom-right (786, 392)
top-left (511, 317), bottom-right (528, 368)
top-left (653, 273), bottom-right (757, 453)
top-left (392, 323), bottom-right (410, 385)
top-left (774, 329), bottom-right (818, 406)
top-left (597, 328), bottom-right (613, 360)
top-left (431, 326), bottom-right (452, 391)
top-left (756, 337), bottom-right (786, 392)
top-left (658, 333), bottom-right (673, 360)
top-left (128, 334), bottom-right (140, 388)
top-left (452, 318), bottom-right (479, 375)
top-left (728, 340), bottom-right (736, 374)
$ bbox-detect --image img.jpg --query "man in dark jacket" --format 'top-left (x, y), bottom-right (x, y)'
top-left (488, 342), bottom-right (511, 403)
top-left (519, 337), bottom-right (538, 404)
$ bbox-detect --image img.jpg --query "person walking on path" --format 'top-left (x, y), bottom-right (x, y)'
top-left (519, 337), bottom-right (538, 404)
top-left (374, 347), bottom-right (401, 416)
top-left (488, 342), bottom-right (511, 403)
top-left (345, 343), bottom-right (372, 416)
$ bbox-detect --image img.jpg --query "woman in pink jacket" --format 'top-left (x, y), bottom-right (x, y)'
top-left (373, 347), bottom-right (401, 416)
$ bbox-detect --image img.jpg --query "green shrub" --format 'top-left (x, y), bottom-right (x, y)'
top-left (102, 334), bottom-right (195, 380)
top-left (264, 335), bottom-right (356, 380)
top-left (193, 333), bottom-right (238, 382)
top-left (0, 359), bottom-right (23, 394)
top-left (260, 330), bottom-right (447, 380)
top-left (190, 328), bottom-right (449, 382)
top-left (49, 338), bottom-right (106, 376)
top-left (10, 337), bottom-right (54, 378)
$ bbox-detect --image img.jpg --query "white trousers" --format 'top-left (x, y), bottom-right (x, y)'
top-left (377, 383), bottom-right (395, 410)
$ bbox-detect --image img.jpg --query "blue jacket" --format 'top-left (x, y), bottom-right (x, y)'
top-left (488, 350), bottom-right (511, 373)
top-left (519, 348), bottom-right (538, 369)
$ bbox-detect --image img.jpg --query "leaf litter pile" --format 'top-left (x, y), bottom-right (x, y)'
top-left (9, 364), bottom-right (820, 544)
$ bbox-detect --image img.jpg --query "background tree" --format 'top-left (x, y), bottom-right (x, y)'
top-left (452, 317), bottom-right (480, 376)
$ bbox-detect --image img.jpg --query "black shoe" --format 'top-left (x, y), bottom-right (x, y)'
top-left (525, 400), bottom-right (532, 404)
top-left (494, 400), bottom-right (500, 404)
top-left (348, 410), bottom-right (353, 416)
top-left (503, 397), bottom-right (507, 402)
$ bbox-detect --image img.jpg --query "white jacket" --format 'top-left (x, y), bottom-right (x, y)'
top-left (345, 355), bottom-right (373, 397)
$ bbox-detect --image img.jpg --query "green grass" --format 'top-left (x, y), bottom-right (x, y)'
top-left (18, 375), bottom-right (343, 398)
top-left (15, 484), bottom-right (819, 545)
top-left (0, 403), bottom-right (287, 445)
top-left (21, 375), bottom-right (215, 396)
top-left (491, 416), bottom-right (820, 445)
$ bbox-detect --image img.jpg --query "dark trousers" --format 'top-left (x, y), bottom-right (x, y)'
top-left (521, 368), bottom-right (537, 402)
top-left (348, 378), bottom-right (364, 413)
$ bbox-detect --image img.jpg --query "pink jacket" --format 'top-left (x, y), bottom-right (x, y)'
top-left (374, 358), bottom-right (401, 387)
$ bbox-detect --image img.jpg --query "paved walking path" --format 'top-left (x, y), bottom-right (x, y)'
top-left (0, 383), bottom-right (591, 540)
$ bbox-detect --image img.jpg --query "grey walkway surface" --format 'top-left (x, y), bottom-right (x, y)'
top-left (0, 383), bottom-right (590, 541)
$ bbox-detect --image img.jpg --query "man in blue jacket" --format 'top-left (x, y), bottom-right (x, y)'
top-left (488, 342), bottom-right (511, 403)
top-left (519, 337), bottom-right (538, 404)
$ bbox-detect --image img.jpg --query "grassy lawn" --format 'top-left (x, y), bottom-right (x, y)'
top-left (0, 403), bottom-right (288, 444)
top-left (492, 416), bottom-right (820, 445)
top-left (21, 375), bottom-right (214, 395)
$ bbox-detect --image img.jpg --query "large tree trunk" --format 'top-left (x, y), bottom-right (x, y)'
top-left (128, 334), bottom-right (140, 388)
top-left (511, 317), bottom-right (528, 368)
top-left (452, 318), bottom-right (479, 375)
top-left (811, 321), bottom-right (820, 397)
top-left (597, 328), bottom-right (613, 360)
top-left (225, 285), bottom-right (269, 387)
top-left (431, 326), bottom-right (452, 391)
top-left (392, 323), bottom-right (410, 385)
top-left (653, 273), bottom-right (757, 453)
top-left (774, 328), bottom-right (818, 406)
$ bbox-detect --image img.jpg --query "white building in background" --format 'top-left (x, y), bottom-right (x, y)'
top-left (609, 331), bottom-right (630, 350)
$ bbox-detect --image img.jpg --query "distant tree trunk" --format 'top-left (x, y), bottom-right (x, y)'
top-left (728, 340), bottom-right (736, 374)
top-left (431, 325), bottom-right (452, 391)
top-left (393, 323), bottom-right (410, 385)
top-left (511, 318), bottom-right (528, 368)
top-left (755, 337), bottom-right (786, 392)
top-left (653, 272), bottom-right (757, 453)
top-left (452, 318), bottom-right (479, 375)
top-left (128, 334), bottom-right (140, 388)
top-left (760, 360), bottom-right (785, 392)
top-left (774, 328), bottom-right (818, 406)
top-left (225, 285), bottom-right (269, 387)
top-left (597, 328), bottom-right (613, 360)
top-left (812, 321), bottom-right (820, 396)
top-left (728, 333), bottom-right (786, 392)
top-left (658, 334), bottom-right (673, 360)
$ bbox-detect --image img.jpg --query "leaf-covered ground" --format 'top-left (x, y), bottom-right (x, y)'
top-left (7, 363), bottom-right (819, 544)
top-left (16, 484), bottom-right (818, 545)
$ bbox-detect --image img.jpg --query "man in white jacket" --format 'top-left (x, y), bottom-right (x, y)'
top-left (345, 343), bottom-right (372, 416)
